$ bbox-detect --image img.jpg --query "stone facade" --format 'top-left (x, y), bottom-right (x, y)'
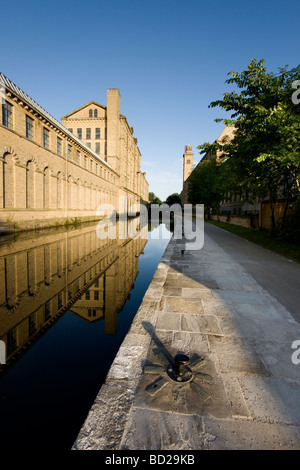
top-left (61, 89), bottom-right (149, 211)
top-left (0, 74), bottom-right (149, 232)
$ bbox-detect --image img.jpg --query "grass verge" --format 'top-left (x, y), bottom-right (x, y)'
top-left (205, 219), bottom-right (300, 263)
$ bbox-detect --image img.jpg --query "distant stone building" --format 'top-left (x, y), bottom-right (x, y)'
top-left (0, 73), bottom-right (148, 232)
top-left (61, 89), bottom-right (149, 210)
top-left (181, 126), bottom-right (259, 224)
top-left (181, 145), bottom-right (193, 205)
top-left (181, 127), bottom-right (297, 229)
top-left (181, 127), bottom-right (241, 209)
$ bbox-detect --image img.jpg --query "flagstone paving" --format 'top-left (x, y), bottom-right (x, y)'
top-left (73, 230), bottom-right (300, 450)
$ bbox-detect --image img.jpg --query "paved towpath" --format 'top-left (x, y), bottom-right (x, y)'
top-left (73, 221), bottom-right (300, 450)
top-left (204, 223), bottom-right (300, 323)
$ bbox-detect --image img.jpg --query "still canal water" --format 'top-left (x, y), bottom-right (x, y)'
top-left (0, 217), bottom-right (171, 450)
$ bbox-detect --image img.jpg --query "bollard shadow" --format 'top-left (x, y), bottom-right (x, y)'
top-left (142, 320), bottom-right (204, 369)
top-left (142, 321), bottom-right (174, 366)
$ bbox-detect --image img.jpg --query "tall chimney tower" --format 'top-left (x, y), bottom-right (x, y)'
top-left (183, 145), bottom-right (193, 183)
top-left (106, 88), bottom-right (121, 173)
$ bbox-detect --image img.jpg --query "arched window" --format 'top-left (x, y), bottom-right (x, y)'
top-left (67, 175), bottom-right (73, 209)
top-left (3, 152), bottom-right (15, 208)
top-left (94, 109), bottom-right (98, 118)
top-left (57, 172), bottom-right (63, 209)
top-left (43, 167), bottom-right (50, 209)
top-left (26, 161), bottom-right (35, 208)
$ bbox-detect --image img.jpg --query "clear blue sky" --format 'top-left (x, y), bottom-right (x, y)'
top-left (1, 0), bottom-right (299, 201)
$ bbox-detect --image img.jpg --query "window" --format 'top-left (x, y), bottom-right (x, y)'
top-left (26, 115), bottom-right (34, 140)
top-left (2, 101), bottom-right (13, 129)
top-left (77, 150), bottom-right (80, 165)
top-left (105, 127), bottom-right (107, 139)
top-left (105, 142), bottom-right (107, 155)
top-left (58, 291), bottom-right (63, 309)
top-left (95, 128), bottom-right (100, 139)
top-left (90, 160), bottom-right (93, 172)
top-left (43, 128), bottom-right (49, 149)
top-left (90, 308), bottom-right (95, 317)
top-left (86, 290), bottom-right (90, 300)
top-left (68, 128), bottom-right (73, 133)
top-left (94, 291), bottom-right (99, 300)
top-left (95, 142), bottom-right (100, 155)
top-left (86, 128), bottom-right (91, 139)
top-left (7, 327), bottom-right (17, 356)
top-left (84, 156), bottom-right (87, 168)
top-left (68, 144), bottom-right (72, 161)
top-left (28, 313), bottom-right (36, 336)
top-left (57, 137), bottom-right (62, 156)
top-left (89, 109), bottom-right (92, 118)
top-left (77, 128), bottom-right (82, 139)
top-left (94, 109), bottom-right (98, 118)
top-left (95, 163), bottom-right (98, 174)
top-left (45, 301), bottom-right (51, 321)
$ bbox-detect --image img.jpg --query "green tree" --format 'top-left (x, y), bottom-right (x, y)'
top-left (148, 192), bottom-right (162, 204)
top-left (187, 158), bottom-right (224, 218)
top-left (203, 58), bottom-right (300, 229)
top-left (166, 193), bottom-right (182, 206)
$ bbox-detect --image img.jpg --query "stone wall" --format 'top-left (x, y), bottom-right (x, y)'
top-left (210, 214), bottom-right (252, 228)
top-left (260, 200), bottom-right (293, 230)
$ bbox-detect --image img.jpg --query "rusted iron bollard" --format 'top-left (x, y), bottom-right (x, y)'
top-left (167, 353), bottom-right (193, 383)
top-left (174, 354), bottom-right (189, 376)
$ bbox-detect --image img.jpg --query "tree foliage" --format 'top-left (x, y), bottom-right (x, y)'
top-left (193, 58), bottom-right (300, 229)
top-left (166, 193), bottom-right (181, 206)
top-left (187, 158), bottom-right (224, 217)
top-left (148, 192), bottom-right (162, 204)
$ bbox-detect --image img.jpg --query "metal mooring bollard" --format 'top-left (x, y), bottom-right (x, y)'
top-left (175, 354), bottom-right (189, 376)
top-left (167, 353), bottom-right (193, 383)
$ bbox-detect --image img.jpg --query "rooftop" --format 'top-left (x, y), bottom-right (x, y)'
top-left (0, 73), bottom-right (112, 170)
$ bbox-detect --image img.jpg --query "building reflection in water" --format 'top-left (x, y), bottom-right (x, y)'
top-left (0, 217), bottom-right (148, 374)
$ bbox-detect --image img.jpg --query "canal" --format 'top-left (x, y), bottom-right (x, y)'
top-left (0, 217), bottom-right (172, 450)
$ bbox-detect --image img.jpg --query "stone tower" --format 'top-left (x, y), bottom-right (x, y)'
top-left (106, 88), bottom-right (121, 173)
top-left (183, 145), bottom-right (193, 183)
